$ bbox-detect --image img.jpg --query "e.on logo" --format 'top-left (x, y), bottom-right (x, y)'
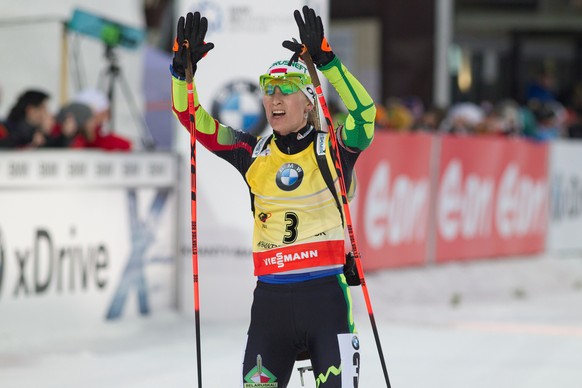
top-left (496, 163), bottom-right (547, 238)
top-left (438, 159), bottom-right (494, 241)
top-left (363, 161), bottom-right (429, 248)
top-left (438, 159), bottom-right (547, 242)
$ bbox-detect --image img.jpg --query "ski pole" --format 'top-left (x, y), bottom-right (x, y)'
top-left (301, 49), bottom-right (392, 388)
top-left (184, 41), bottom-right (203, 388)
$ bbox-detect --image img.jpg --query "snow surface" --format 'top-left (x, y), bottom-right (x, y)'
top-left (2, 253), bottom-right (582, 388)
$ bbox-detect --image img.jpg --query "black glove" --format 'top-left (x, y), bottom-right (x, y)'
top-left (288, 5), bottom-right (334, 68)
top-left (172, 11), bottom-right (214, 78)
top-left (343, 252), bottom-right (361, 286)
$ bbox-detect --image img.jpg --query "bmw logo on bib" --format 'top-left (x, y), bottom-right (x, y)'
top-left (276, 163), bottom-right (304, 191)
top-left (352, 335), bottom-right (360, 350)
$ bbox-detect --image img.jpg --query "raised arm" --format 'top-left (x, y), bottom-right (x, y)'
top-left (287, 5), bottom-right (375, 152)
top-left (170, 12), bottom-right (257, 174)
top-left (320, 57), bottom-right (376, 152)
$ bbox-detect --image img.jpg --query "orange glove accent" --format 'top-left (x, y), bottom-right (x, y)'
top-left (321, 37), bottom-right (332, 53)
top-left (173, 38), bottom-right (179, 52)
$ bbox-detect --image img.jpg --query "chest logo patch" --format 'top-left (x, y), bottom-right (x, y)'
top-left (276, 163), bottom-right (303, 191)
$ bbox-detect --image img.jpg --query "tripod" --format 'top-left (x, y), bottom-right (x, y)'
top-left (99, 45), bottom-right (155, 150)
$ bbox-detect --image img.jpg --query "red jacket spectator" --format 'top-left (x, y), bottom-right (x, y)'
top-left (51, 101), bottom-right (132, 151)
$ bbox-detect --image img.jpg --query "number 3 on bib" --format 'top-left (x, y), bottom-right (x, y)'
top-left (283, 212), bottom-right (299, 244)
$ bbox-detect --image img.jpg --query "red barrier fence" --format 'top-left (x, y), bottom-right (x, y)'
top-left (353, 133), bottom-right (549, 271)
top-left (353, 133), bottom-right (433, 270)
top-left (436, 136), bottom-right (548, 263)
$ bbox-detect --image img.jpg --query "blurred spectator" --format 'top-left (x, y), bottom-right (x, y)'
top-left (49, 102), bottom-right (95, 147)
top-left (71, 88), bottom-right (132, 151)
top-left (494, 99), bottom-right (522, 136)
top-left (518, 105), bottom-right (538, 139)
top-left (0, 82), bottom-right (9, 144)
top-left (525, 100), bottom-right (562, 141)
top-left (526, 67), bottom-right (557, 103)
top-left (439, 102), bottom-right (484, 135)
top-left (0, 122), bottom-right (8, 143)
top-left (0, 89), bottom-right (54, 148)
top-left (567, 107), bottom-right (582, 139)
top-left (413, 105), bottom-right (445, 132)
top-left (400, 96), bottom-right (425, 127)
top-left (375, 97), bottom-right (416, 132)
top-left (73, 89), bottom-right (109, 128)
top-left (475, 99), bottom-right (522, 137)
top-left (374, 103), bottom-right (390, 131)
top-left (475, 108), bottom-right (503, 136)
top-left (0, 107), bottom-right (8, 143)
top-left (385, 98), bottom-right (413, 132)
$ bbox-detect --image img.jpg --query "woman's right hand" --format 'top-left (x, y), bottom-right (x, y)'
top-left (172, 11), bottom-right (215, 78)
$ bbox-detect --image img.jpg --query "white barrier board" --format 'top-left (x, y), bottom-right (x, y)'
top-left (548, 140), bottom-right (582, 252)
top-left (0, 151), bottom-right (179, 334)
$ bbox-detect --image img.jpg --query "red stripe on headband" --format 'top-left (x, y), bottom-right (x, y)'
top-left (269, 67), bottom-right (288, 75)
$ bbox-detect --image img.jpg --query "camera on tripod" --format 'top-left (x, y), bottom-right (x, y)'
top-left (67, 8), bottom-right (155, 150)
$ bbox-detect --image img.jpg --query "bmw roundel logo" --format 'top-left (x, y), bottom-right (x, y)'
top-left (211, 80), bottom-right (267, 136)
top-left (352, 335), bottom-right (360, 350)
top-left (190, 1), bottom-right (223, 33)
top-left (276, 163), bottom-right (304, 191)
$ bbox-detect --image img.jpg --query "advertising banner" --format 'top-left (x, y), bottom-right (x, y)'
top-left (352, 133), bottom-right (433, 270)
top-left (0, 151), bottom-right (179, 334)
top-left (548, 140), bottom-right (582, 252)
top-left (435, 136), bottom-right (549, 262)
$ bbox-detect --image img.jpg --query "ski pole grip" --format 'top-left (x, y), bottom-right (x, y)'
top-left (185, 45), bottom-right (194, 84)
top-left (301, 50), bottom-right (321, 88)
